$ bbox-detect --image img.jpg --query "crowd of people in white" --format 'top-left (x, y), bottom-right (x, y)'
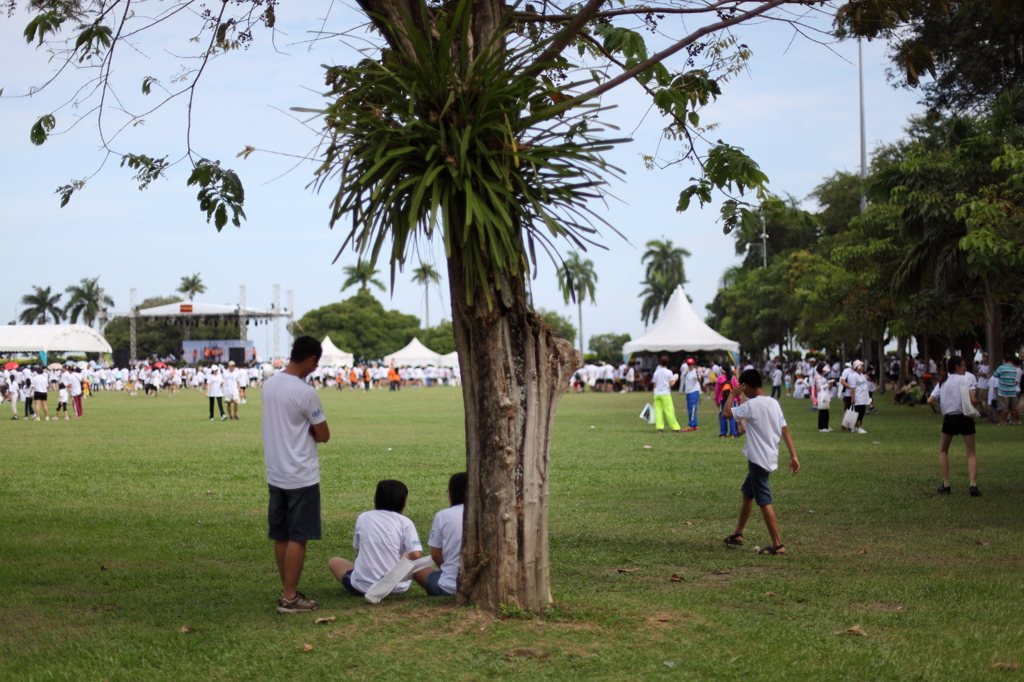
top-left (1, 359), bottom-right (465, 422)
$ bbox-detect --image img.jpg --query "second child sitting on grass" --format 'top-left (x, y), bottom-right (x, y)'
top-left (413, 472), bottom-right (467, 597)
top-left (328, 480), bottom-right (423, 597)
top-left (722, 368), bottom-right (801, 555)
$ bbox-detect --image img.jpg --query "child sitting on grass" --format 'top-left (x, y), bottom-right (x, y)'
top-left (413, 472), bottom-right (467, 597)
top-left (328, 480), bottom-right (422, 597)
top-left (722, 369), bottom-right (801, 555)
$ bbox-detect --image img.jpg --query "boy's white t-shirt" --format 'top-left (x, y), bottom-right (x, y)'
top-left (351, 510), bottom-right (423, 594)
top-left (731, 395), bottom-right (787, 473)
top-left (261, 372), bottom-right (326, 489)
top-left (652, 366), bottom-right (676, 395)
top-left (683, 367), bottom-right (701, 394)
top-left (428, 504), bottom-right (464, 594)
top-left (207, 374), bottom-right (224, 397)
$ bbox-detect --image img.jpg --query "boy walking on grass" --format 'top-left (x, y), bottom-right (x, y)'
top-left (722, 368), bottom-right (800, 555)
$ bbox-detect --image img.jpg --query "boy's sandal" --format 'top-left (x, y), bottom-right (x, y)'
top-left (758, 544), bottom-right (785, 555)
top-left (723, 534), bottom-right (744, 546)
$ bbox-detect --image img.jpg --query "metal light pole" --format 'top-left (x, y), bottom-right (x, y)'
top-left (273, 284), bottom-right (280, 360)
top-left (759, 215), bottom-right (768, 269)
top-left (129, 288), bottom-right (137, 364)
top-left (859, 38), bottom-right (868, 214)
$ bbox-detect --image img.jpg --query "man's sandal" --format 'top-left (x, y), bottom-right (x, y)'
top-left (757, 544), bottom-right (785, 555)
top-left (723, 534), bottom-right (744, 546)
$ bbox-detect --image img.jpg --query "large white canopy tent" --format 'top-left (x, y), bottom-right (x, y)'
top-left (438, 350), bottom-right (459, 368)
top-left (319, 336), bottom-right (354, 366)
top-left (0, 325), bottom-right (113, 354)
top-left (622, 286), bottom-right (740, 360)
top-left (383, 337), bottom-right (443, 366)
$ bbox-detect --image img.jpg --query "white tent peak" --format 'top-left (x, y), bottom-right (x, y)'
top-left (319, 335), bottom-right (354, 367)
top-left (383, 337), bottom-right (442, 366)
top-left (622, 286), bottom-right (739, 356)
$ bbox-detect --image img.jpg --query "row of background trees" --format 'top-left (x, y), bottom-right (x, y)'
top-left (705, 1), bottom-right (1024, 372)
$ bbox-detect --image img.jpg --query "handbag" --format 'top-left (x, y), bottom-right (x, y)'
top-left (841, 408), bottom-right (858, 430)
top-left (960, 381), bottom-right (980, 418)
top-left (817, 387), bottom-right (831, 410)
top-left (639, 403), bottom-right (655, 425)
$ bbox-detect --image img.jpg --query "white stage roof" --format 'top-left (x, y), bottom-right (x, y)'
top-left (622, 286), bottom-right (740, 356)
top-left (137, 301), bottom-right (276, 317)
top-left (0, 325), bottom-right (113, 354)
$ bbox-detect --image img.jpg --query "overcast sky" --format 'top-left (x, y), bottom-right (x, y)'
top-left (0, 3), bottom-right (923, 357)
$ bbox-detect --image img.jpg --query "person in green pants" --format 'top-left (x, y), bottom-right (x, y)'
top-left (652, 356), bottom-right (681, 433)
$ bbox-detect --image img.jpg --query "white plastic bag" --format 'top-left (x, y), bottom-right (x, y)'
top-left (817, 391), bottom-right (831, 410)
top-left (960, 382), bottom-right (980, 418)
top-left (364, 555), bottom-right (436, 604)
top-left (639, 403), bottom-right (655, 425)
top-left (841, 408), bottom-right (858, 430)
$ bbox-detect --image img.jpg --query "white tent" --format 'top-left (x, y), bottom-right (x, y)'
top-left (0, 325), bottom-right (113, 354)
top-left (622, 286), bottom-right (740, 357)
top-left (319, 336), bottom-right (354, 366)
top-left (438, 350), bottom-right (459, 368)
top-left (383, 338), bottom-right (442, 366)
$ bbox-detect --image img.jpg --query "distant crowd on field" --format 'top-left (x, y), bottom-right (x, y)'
top-left (1, 355), bottom-right (467, 423)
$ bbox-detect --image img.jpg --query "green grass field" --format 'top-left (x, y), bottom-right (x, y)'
top-left (1, 386), bottom-right (1022, 681)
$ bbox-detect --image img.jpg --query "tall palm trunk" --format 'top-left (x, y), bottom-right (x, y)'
top-left (578, 299), bottom-right (584, 355)
top-left (447, 240), bottom-right (579, 611)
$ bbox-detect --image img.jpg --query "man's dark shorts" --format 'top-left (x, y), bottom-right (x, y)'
top-left (267, 483), bottom-right (321, 542)
top-left (740, 461), bottom-right (773, 506)
top-left (942, 414), bottom-right (976, 437)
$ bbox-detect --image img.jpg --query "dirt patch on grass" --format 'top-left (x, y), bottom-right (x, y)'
top-left (862, 602), bottom-right (908, 612)
top-left (646, 611), bottom-right (680, 626)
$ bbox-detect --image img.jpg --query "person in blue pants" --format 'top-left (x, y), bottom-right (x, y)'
top-left (681, 358), bottom-right (701, 431)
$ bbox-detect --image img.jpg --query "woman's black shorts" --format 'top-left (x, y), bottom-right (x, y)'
top-left (942, 414), bottom-right (976, 437)
top-left (33, 391), bottom-right (47, 401)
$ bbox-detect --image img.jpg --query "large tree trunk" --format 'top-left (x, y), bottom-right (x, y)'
top-left (984, 280), bottom-right (1003, 369)
top-left (447, 241), bottom-right (580, 611)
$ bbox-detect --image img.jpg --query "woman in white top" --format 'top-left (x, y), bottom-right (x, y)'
top-left (927, 356), bottom-right (980, 497)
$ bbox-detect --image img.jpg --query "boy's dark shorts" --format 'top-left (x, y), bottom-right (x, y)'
top-left (267, 483), bottom-right (321, 542)
top-left (941, 414), bottom-right (976, 437)
top-left (740, 461), bottom-right (773, 506)
top-left (424, 570), bottom-right (454, 597)
top-left (341, 569), bottom-right (364, 596)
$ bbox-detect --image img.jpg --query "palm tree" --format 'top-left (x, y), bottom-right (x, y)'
top-left (177, 273), bottom-right (207, 301)
top-left (411, 263), bottom-right (442, 327)
top-left (639, 239), bottom-right (691, 326)
top-left (64, 277), bottom-right (114, 328)
top-left (19, 286), bottom-right (65, 324)
top-left (177, 273), bottom-right (206, 340)
top-left (556, 251), bottom-right (597, 354)
top-left (342, 261), bottom-right (386, 294)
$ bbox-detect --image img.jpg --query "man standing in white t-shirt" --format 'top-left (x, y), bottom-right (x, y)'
top-left (262, 336), bottom-right (330, 614)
